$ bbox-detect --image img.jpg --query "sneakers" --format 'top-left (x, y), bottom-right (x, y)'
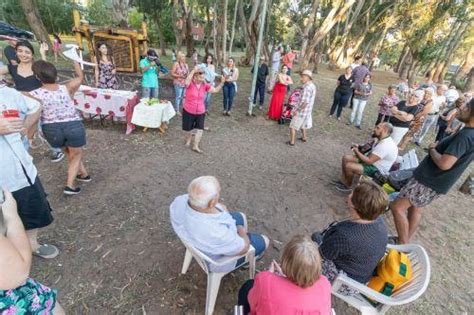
top-left (64, 186), bottom-right (81, 195)
top-left (33, 244), bottom-right (59, 259)
top-left (355, 125), bottom-right (362, 130)
top-left (335, 182), bottom-right (352, 192)
top-left (51, 152), bottom-right (65, 163)
top-left (76, 175), bottom-right (92, 182)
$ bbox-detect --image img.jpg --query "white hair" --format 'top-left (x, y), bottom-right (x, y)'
top-left (188, 176), bottom-right (220, 209)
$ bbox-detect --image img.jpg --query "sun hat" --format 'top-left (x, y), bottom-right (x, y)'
top-left (301, 69), bottom-right (313, 80)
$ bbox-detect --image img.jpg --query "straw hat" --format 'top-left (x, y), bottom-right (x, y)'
top-left (301, 69), bottom-right (313, 80)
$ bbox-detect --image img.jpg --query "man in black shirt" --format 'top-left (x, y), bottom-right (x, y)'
top-left (252, 56), bottom-right (269, 110)
top-left (391, 99), bottom-right (474, 244)
top-left (4, 38), bottom-right (19, 65)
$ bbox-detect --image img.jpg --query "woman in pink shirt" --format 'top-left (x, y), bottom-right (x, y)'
top-left (238, 235), bottom-right (332, 315)
top-left (183, 65), bottom-right (224, 153)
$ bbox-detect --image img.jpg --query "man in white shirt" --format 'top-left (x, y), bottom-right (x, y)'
top-left (0, 84), bottom-right (59, 259)
top-left (335, 122), bottom-right (398, 192)
top-left (170, 176), bottom-right (269, 273)
top-left (415, 85), bottom-right (447, 145)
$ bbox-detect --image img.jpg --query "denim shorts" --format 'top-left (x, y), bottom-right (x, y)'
top-left (41, 120), bottom-right (86, 148)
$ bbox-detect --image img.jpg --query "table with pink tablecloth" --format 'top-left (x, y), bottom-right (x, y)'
top-left (74, 86), bottom-right (140, 134)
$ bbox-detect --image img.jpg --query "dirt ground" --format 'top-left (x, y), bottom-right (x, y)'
top-left (29, 64), bottom-right (473, 315)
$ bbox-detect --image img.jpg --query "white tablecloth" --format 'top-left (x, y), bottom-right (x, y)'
top-left (131, 100), bottom-right (176, 128)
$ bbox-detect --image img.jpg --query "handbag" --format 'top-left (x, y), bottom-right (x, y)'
top-left (388, 168), bottom-right (415, 191)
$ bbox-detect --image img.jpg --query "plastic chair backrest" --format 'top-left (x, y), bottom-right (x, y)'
top-left (180, 238), bottom-right (214, 274)
top-left (385, 244), bottom-right (431, 303)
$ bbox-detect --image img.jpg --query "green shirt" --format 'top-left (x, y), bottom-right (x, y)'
top-left (140, 58), bottom-right (159, 88)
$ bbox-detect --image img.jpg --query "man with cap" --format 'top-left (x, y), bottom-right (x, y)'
top-left (288, 70), bottom-right (316, 146)
top-left (251, 56), bottom-right (269, 110)
top-left (139, 49), bottom-right (161, 99)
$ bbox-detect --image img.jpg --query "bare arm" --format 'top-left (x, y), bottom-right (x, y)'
top-left (184, 67), bottom-right (197, 87)
top-left (391, 107), bottom-right (414, 122)
top-left (236, 226), bottom-right (250, 256)
top-left (66, 62), bottom-right (84, 97)
top-left (353, 147), bottom-right (381, 165)
top-left (0, 190), bottom-right (32, 290)
top-left (209, 76), bottom-right (225, 94)
top-left (93, 57), bottom-right (99, 87)
top-left (429, 147), bottom-right (458, 171)
top-left (20, 94), bottom-right (42, 132)
top-left (0, 65), bottom-right (8, 75)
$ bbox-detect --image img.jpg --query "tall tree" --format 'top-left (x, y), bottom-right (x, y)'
top-left (228, 0), bottom-right (239, 57)
top-left (18, 0), bottom-right (52, 47)
top-left (222, 0), bottom-right (228, 61)
top-left (111, 0), bottom-right (130, 26)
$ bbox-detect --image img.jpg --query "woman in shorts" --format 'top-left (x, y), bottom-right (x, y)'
top-left (182, 65), bottom-right (224, 153)
top-left (0, 188), bottom-right (65, 314)
top-left (30, 60), bottom-right (90, 195)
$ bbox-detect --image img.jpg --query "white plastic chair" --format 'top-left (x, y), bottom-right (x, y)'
top-left (332, 243), bottom-right (431, 315)
top-left (179, 237), bottom-right (256, 315)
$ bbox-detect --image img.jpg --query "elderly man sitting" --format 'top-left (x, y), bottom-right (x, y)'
top-left (334, 122), bottom-right (398, 192)
top-left (170, 176), bottom-right (269, 272)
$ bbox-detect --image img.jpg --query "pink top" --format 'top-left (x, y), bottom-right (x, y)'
top-left (30, 85), bottom-right (82, 124)
top-left (172, 62), bottom-right (189, 87)
top-left (183, 81), bottom-right (211, 115)
top-left (248, 271), bottom-right (332, 315)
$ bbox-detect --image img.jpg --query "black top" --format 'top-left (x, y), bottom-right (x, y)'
top-left (252, 63), bottom-right (269, 85)
top-left (390, 101), bottom-right (419, 128)
top-left (414, 127), bottom-right (474, 194)
top-left (336, 74), bottom-right (354, 94)
top-left (7, 65), bottom-right (42, 92)
top-left (319, 217), bottom-right (388, 283)
top-left (4, 46), bottom-right (19, 65)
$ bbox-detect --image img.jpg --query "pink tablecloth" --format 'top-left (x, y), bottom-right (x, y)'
top-left (73, 86), bottom-right (140, 134)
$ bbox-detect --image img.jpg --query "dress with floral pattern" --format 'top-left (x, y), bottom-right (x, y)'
top-left (0, 278), bottom-right (57, 315)
top-left (98, 63), bottom-right (119, 89)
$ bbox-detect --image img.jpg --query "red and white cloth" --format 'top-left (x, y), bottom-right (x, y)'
top-left (73, 85), bottom-right (139, 134)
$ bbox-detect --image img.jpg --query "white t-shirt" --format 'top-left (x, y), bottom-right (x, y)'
top-left (170, 194), bottom-right (245, 273)
top-left (350, 63), bottom-right (360, 70)
top-left (431, 95), bottom-right (446, 114)
top-left (371, 137), bottom-right (399, 175)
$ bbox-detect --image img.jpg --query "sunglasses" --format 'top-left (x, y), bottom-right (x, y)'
top-left (196, 72), bottom-right (204, 75)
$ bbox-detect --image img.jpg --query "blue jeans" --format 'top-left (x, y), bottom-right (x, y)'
top-left (174, 85), bottom-right (186, 112)
top-left (204, 92), bottom-right (212, 111)
top-left (223, 82), bottom-right (236, 112)
top-left (229, 212), bottom-right (267, 267)
top-left (253, 82), bottom-right (266, 106)
top-left (142, 87), bottom-right (158, 99)
top-left (330, 90), bottom-right (351, 118)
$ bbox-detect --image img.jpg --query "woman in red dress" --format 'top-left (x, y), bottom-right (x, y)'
top-left (268, 65), bottom-right (293, 120)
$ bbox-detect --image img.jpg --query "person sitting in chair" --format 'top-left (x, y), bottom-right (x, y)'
top-left (170, 176), bottom-right (269, 273)
top-left (334, 122), bottom-right (398, 192)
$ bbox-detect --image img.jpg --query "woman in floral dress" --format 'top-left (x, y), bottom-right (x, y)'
top-left (94, 43), bottom-right (119, 90)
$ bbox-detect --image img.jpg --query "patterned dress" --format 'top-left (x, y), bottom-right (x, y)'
top-left (0, 278), bottom-right (57, 314)
top-left (97, 62), bottom-right (119, 89)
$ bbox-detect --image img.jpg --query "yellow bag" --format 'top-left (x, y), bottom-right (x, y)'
top-left (367, 249), bottom-right (413, 297)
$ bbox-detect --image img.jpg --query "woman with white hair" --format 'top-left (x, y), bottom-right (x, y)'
top-left (170, 176), bottom-right (269, 273)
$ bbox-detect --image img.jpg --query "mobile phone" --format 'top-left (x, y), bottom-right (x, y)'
top-left (2, 109), bottom-right (19, 118)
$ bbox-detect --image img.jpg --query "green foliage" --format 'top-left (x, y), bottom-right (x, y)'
top-left (0, 0), bottom-right (74, 34)
top-left (87, 0), bottom-right (114, 26)
top-left (134, 0), bottom-right (175, 45)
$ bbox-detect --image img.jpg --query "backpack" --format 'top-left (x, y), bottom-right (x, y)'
top-left (288, 88), bottom-right (302, 106)
top-left (388, 168), bottom-right (415, 191)
top-left (367, 249), bottom-right (413, 299)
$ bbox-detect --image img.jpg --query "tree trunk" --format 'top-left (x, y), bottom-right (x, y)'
top-left (111, 0), bottom-right (130, 26)
top-left (212, 3), bottom-right (221, 66)
top-left (407, 61), bottom-right (420, 87)
top-left (238, 0), bottom-right (250, 51)
top-left (302, 0), bottom-right (356, 69)
top-left (464, 67), bottom-right (474, 92)
top-left (395, 44), bottom-right (409, 73)
top-left (179, 0), bottom-right (195, 57)
top-left (451, 45), bottom-right (474, 84)
top-left (399, 50), bottom-right (412, 80)
top-left (18, 0), bottom-right (52, 47)
top-left (153, 15), bottom-right (167, 56)
top-left (436, 21), bottom-right (470, 83)
top-left (242, 0), bottom-right (262, 65)
top-left (204, 3), bottom-right (212, 56)
top-left (228, 0), bottom-right (239, 57)
top-left (222, 0), bottom-right (228, 61)
top-left (172, 0), bottom-right (183, 51)
top-left (430, 20), bottom-right (462, 82)
top-left (300, 0), bottom-right (320, 59)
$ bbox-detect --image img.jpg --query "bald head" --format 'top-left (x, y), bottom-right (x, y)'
top-left (188, 176), bottom-right (220, 209)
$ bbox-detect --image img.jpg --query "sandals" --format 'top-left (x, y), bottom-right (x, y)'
top-left (300, 137), bottom-right (307, 142)
top-left (33, 244), bottom-right (59, 259)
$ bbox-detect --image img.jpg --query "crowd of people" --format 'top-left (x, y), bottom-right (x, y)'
top-left (1, 36), bottom-right (473, 315)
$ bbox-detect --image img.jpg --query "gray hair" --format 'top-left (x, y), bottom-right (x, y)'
top-left (188, 176), bottom-right (220, 209)
top-left (385, 122), bottom-right (394, 135)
